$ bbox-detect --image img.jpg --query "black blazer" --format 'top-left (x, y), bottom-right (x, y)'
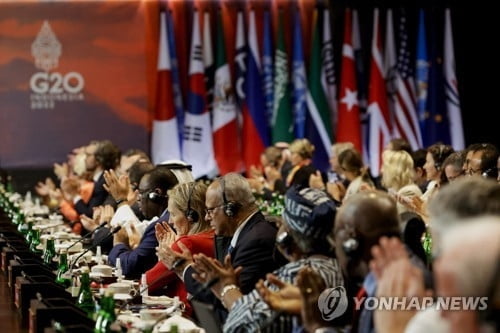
top-left (184, 212), bottom-right (281, 319)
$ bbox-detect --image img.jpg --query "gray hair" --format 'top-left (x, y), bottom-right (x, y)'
top-left (220, 172), bottom-right (256, 207)
top-left (428, 177), bottom-right (500, 256)
top-left (439, 216), bottom-right (500, 297)
top-left (428, 177), bottom-right (500, 232)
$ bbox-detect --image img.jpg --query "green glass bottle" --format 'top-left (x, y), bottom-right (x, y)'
top-left (30, 227), bottom-right (43, 255)
top-left (422, 228), bottom-right (433, 265)
top-left (0, 184), bottom-right (5, 208)
top-left (77, 268), bottom-right (95, 317)
top-left (43, 237), bottom-right (56, 266)
top-left (55, 250), bottom-right (71, 289)
top-left (10, 203), bottom-right (20, 223)
top-left (94, 290), bottom-right (117, 333)
top-left (16, 212), bottom-right (28, 236)
top-left (25, 221), bottom-right (34, 242)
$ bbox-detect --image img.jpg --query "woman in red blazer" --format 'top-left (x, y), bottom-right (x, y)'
top-left (145, 181), bottom-right (214, 316)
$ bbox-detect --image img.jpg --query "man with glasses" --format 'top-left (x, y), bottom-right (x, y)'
top-left (166, 173), bottom-right (283, 322)
top-left (465, 143), bottom-right (499, 179)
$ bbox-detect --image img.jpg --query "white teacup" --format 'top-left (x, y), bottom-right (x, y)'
top-left (107, 282), bottom-right (132, 295)
top-left (91, 264), bottom-right (113, 277)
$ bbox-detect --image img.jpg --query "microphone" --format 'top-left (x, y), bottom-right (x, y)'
top-left (66, 221), bottom-right (108, 250)
top-left (69, 226), bottom-right (122, 271)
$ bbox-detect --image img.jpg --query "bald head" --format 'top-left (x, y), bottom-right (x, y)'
top-left (336, 191), bottom-right (400, 240)
top-left (335, 191), bottom-right (401, 280)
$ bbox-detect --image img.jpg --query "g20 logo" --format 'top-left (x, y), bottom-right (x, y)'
top-left (30, 71), bottom-right (84, 94)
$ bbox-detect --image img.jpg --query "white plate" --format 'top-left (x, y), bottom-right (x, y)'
top-left (113, 293), bottom-right (132, 301)
top-left (142, 295), bottom-right (174, 306)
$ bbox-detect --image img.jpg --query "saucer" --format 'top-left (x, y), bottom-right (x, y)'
top-left (114, 293), bottom-right (133, 301)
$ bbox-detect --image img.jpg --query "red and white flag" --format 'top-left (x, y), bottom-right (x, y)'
top-left (212, 10), bottom-right (242, 174)
top-left (336, 9), bottom-right (362, 152)
top-left (367, 9), bottom-right (392, 177)
top-left (444, 8), bottom-right (464, 150)
top-left (183, 11), bottom-right (217, 178)
top-left (151, 12), bottom-right (181, 164)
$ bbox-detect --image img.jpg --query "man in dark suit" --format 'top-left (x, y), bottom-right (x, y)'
top-left (167, 173), bottom-right (282, 320)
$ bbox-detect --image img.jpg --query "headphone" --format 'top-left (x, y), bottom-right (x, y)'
top-left (185, 183), bottom-right (199, 223)
top-left (220, 177), bottom-right (240, 217)
top-left (482, 168), bottom-right (495, 179)
top-left (434, 145), bottom-right (445, 170)
top-left (342, 237), bottom-right (360, 257)
top-left (276, 231), bottom-right (294, 256)
top-left (341, 225), bottom-right (361, 258)
top-left (147, 189), bottom-right (168, 204)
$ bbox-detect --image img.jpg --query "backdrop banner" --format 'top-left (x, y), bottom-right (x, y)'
top-left (0, 1), bottom-right (149, 168)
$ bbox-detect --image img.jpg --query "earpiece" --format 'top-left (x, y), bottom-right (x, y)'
top-left (147, 189), bottom-right (167, 204)
top-left (482, 168), bottom-right (494, 179)
top-left (220, 177), bottom-right (240, 217)
top-left (185, 183), bottom-right (199, 223)
top-left (276, 231), bottom-right (294, 256)
top-left (342, 237), bottom-right (360, 257)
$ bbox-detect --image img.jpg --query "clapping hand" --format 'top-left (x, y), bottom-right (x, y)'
top-left (155, 222), bottom-right (176, 248)
top-left (256, 273), bottom-right (301, 315)
top-left (103, 170), bottom-right (130, 201)
top-left (192, 254), bottom-right (241, 298)
top-left (296, 267), bottom-right (329, 333)
top-left (127, 223), bottom-right (141, 249)
top-left (158, 242), bottom-right (193, 272)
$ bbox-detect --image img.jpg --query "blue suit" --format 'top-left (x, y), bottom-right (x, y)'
top-left (108, 212), bottom-right (169, 280)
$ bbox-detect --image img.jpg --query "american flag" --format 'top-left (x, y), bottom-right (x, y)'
top-left (392, 11), bottom-right (423, 150)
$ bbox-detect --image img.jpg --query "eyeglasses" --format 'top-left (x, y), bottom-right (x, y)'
top-left (205, 204), bottom-right (224, 216)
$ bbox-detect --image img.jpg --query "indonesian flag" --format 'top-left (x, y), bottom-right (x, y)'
top-left (336, 9), bottom-right (362, 152)
top-left (367, 9), bottom-right (392, 177)
top-left (183, 10), bottom-right (216, 178)
top-left (151, 12), bottom-right (181, 164)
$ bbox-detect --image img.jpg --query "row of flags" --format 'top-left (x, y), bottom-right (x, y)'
top-left (151, 6), bottom-right (464, 179)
